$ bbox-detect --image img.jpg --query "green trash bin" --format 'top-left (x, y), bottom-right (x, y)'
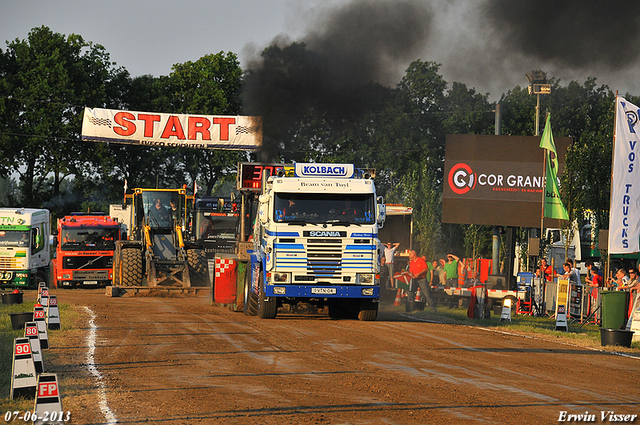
top-left (600, 291), bottom-right (629, 329)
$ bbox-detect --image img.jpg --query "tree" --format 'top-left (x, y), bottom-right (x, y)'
top-left (0, 26), bottom-right (128, 208)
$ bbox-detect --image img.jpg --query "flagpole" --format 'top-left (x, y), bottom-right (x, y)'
top-left (606, 92), bottom-right (619, 282)
top-left (540, 113), bottom-right (549, 257)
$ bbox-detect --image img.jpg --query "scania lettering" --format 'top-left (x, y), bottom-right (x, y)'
top-left (0, 208), bottom-right (51, 288)
top-left (51, 213), bottom-right (122, 288)
top-left (244, 163), bottom-right (385, 320)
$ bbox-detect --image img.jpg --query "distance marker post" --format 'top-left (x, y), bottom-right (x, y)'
top-left (25, 321), bottom-right (44, 374)
top-left (47, 295), bottom-right (61, 330)
top-left (34, 373), bottom-right (64, 425)
top-left (33, 306), bottom-right (49, 349)
top-left (11, 337), bottom-right (37, 399)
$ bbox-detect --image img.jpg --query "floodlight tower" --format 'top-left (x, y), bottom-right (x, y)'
top-left (525, 70), bottom-right (551, 135)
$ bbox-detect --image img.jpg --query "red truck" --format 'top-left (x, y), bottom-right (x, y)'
top-left (51, 213), bottom-right (122, 288)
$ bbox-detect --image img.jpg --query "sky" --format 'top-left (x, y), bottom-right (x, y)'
top-left (2, 0), bottom-right (640, 102)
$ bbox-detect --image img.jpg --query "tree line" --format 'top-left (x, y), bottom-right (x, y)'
top-left (0, 26), bottom-right (636, 261)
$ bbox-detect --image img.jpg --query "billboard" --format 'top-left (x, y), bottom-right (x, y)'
top-left (442, 134), bottom-right (572, 228)
top-left (81, 107), bottom-right (262, 150)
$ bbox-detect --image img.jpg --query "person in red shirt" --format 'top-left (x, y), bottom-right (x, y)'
top-left (407, 250), bottom-right (435, 312)
top-left (585, 265), bottom-right (603, 317)
top-left (535, 258), bottom-right (556, 282)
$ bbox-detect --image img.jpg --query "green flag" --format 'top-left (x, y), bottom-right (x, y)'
top-left (539, 114), bottom-right (569, 220)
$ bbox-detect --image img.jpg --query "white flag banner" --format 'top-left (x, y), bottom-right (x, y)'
top-left (81, 107), bottom-right (262, 150)
top-left (609, 97), bottom-right (640, 253)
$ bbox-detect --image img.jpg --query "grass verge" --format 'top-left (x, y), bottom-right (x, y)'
top-left (382, 299), bottom-right (640, 353)
top-left (0, 296), bottom-right (81, 413)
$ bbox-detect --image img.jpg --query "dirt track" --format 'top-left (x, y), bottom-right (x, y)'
top-left (40, 289), bottom-right (640, 425)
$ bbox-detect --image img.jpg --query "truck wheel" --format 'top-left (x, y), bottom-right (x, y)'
top-left (187, 249), bottom-right (209, 287)
top-left (358, 299), bottom-right (378, 321)
top-left (121, 248), bottom-right (143, 287)
top-left (35, 270), bottom-right (48, 289)
top-left (257, 271), bottom-right (277, 319)
top-left (243, 268), bottom-right (258, 316)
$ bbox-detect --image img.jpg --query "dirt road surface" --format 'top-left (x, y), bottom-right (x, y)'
top-left (39, 289), bottom-right (640, 425)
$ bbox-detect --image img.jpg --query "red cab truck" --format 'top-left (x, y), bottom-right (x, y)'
top-left (51, 213), bottom-right (121, 288)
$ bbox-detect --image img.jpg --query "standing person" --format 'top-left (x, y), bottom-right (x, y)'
top-left (407, 250), bottom-right (434, 312)
top-left (562, 262), bottom-right (580, 285)
top-left (586, 265), bottom-right (604, 317)
top-left (443, 254), bottom-right (459, 287)
top-left (619, 266), bottom-right (640, 317)
top-left (380, 256), bottom-right (391, 290)
top-left (430, 260), bottom-right (441, 287)
top-left (384, 242), bottom-right (399, 290)
top-left (536, 258), bottom-right (555, 282)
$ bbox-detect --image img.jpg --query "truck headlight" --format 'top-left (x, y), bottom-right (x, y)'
top-left (361, 288), bottom-right (375, 296)
top-left (357, 273), bottom-right (374, 285)
top-left (273, 272), bottom-right (290, 283)
top-left (273, 286), bottom-right (286, 295)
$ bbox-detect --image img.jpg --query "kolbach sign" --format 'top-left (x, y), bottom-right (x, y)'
top-left (442, 134), bottom-right (572, 228)
top-left (81, 107), bottom-right (262, 150)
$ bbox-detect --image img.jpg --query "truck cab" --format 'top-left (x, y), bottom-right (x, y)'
top-left (52, 213), bottom-right (121, 288)
top-left (0, 208), bottom-right (51, 288)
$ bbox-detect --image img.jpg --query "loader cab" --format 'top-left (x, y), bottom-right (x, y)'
top-left (141, 191), bottom-right (182, 229)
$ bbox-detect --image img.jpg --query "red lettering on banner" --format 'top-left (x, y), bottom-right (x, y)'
top-left (188, 117), bottom-right (212, 140)
top-left (213, 117), bottom-right (235, 141)
top-left (113, 112), bottom-right (136, 136)
top-left (161, 116), bottom-right (186, 139)
top-left (138, 114), bottom-right (161, 138)
top-left (39, 383), bottom-right (59, 397)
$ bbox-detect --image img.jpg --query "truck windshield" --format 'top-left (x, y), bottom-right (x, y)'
top-left (143, 192), bottom-right (180, 228)
top-left (0, 230), bottom-right (30, 247)
top-left (61, 228), bottom-right (117, 251)
top-left (274, 193), bottom-right (375, 224)
top-left (194, 213), bottom-right (238, 240)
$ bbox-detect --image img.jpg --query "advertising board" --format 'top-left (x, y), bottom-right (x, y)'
top-left (442, 134), bottom-right (572, 228)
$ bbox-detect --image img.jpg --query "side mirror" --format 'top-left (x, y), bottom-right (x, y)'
top-left (258, 202), bottom-right (269, 225)
top-left (377, 203), bottom-right (386, 228)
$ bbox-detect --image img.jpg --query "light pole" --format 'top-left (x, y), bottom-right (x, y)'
top-left (525, 71), bottom-right (551, 136)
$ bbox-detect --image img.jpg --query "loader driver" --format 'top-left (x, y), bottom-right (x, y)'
top-left (148, 197), bottom-right (171, 227)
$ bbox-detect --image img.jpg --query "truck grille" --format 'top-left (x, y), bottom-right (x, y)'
top-left (0, 258), bottom-right (22, 269)
top-left (306, 238), bottom-right (342, 282)
top-left (63, 255), bottom-right (112, 269)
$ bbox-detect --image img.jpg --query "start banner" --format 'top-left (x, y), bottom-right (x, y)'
top-left (81, 107), bottom-right (262, 150)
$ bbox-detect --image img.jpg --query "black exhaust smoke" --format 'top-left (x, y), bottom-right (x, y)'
top-left (482, 0), bottom-right (640, 69)
top-left (242, 0), bottom-right (433, 161)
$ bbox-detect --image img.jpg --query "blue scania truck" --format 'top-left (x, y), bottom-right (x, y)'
top-left (243, 163), bottom-right (386, 320)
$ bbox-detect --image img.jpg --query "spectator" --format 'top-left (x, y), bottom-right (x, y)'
top-left (384, 242), bottom-right (399, 290)
top-left (430, 260), bottom-right (441, 287)
top-left (608, 268), bottom-right (628, 290)
top-left (562, 262), bottom-right (580, 285)
top-left (407, 250), bottom-right (435, 312)
top-left (536, 258), bottom-right (555, 282)
top-left (443, 254), bottom-right (459, 287)
top-left (586, 265), bottom-right (603, 316)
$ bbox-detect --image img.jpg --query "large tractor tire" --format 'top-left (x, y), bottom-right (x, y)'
top-left (243, 267), bottom-right (258, 316)
top-left (257, 271), bottom-right (277, 319)
top-left (121, 248), bottom-right (143, 286)
top-left (357, 298), bottom-right (379, 321)
top-left (187, 249), bottom-right (209, 287)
